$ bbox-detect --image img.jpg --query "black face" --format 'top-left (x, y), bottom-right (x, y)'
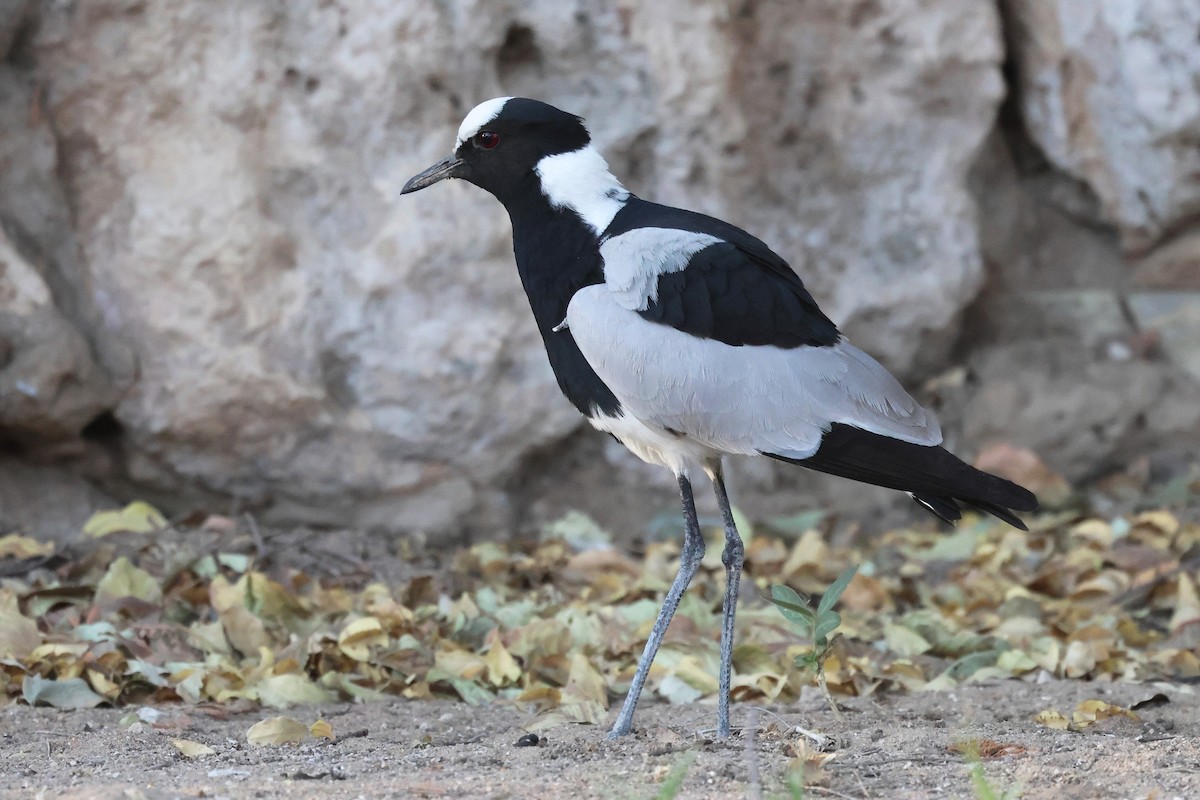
top-left (401, 98), bottom-right (590, 203)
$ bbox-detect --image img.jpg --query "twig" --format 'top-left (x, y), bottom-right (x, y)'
top-left (743, 706), bottom-right (793, 729)
top-left (809, 786), bottom-right (867, 800)
top-left (745, 708), bottom-right (762, 800)
top-left (817, 666), bottom-right (843, 721)
top-left (243, 513), bottom-right (266, 562)
top-left (796, 724), bottom-right (836, 750)
top-left (333, 728), bottom-right (369, 744)
top-left (827, 755), bottom-right (958, 770)
top-left (734, 707), bottom-right (838, 750)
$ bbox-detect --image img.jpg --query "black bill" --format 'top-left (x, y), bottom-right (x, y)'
top-left (400, 155), bottom-right (466, 194)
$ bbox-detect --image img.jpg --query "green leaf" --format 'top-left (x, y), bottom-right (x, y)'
top-left (768, 510), bottom-right (826, 537)
top-left (22, 675), bottom-right (104, 709)
top-left (814, 611), bottom-right (842, 645)
top-left (817, 565), bottom-right (858, 617)
top-left (793, 652), bottom-right (819, 670)
top-left (943, 649), bottom-right (1002, 681)
top-left (449, 678), bottom-right (494, 706)
top-left (769, 585), bottom-right (815, 628)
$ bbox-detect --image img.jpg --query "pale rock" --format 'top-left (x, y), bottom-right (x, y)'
top-left (0, 228), bottom-right (118, 441)
top-left (1005, 0), bottom-right (1200, 251)
top-left (12, 0), bottom-right (1002, 531)
top-left (622, 0), bottom-right (1005, 375)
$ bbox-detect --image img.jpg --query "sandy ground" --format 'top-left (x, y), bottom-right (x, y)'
top-left (1, 679), bottom-right (1196, 799)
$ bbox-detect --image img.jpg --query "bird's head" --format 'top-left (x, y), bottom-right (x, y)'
top-left (401, 97), bottom-right (591, 202)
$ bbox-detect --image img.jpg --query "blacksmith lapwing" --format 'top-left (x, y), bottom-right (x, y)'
top-left (402, 97), bottom-right (1038, 739)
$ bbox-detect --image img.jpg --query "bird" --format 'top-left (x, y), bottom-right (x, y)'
top-left (401, 97), bottom-right (1038, 740)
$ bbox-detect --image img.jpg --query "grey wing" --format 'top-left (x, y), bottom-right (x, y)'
top-left (566, 286), bottom-right (941, 458)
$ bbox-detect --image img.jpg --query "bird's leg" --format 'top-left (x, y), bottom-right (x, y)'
top-left (711, 467), bottom-right (744, 738)
top-left (608, 473), bottom-right (706, 739)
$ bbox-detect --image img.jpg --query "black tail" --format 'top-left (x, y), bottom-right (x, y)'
top-left (766, 423), bottom-right (1039, 530)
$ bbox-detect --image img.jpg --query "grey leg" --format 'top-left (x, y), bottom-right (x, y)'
top-left (608, 473), bottom-right (706, 739)
top-left (712, 468), bottom-right (744, 738)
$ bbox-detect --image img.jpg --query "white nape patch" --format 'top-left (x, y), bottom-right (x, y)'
top-left (601, 228), bottom-right (723, 311)
top-left (455, 97), bottom-right (513, 149)
top-left (588, 409), bottom-right (721, 476)
top-left (535, 146), bottom-right (630, 235)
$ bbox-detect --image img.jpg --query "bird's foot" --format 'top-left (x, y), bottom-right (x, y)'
top-left (606, 724), bottom-right (632, 741)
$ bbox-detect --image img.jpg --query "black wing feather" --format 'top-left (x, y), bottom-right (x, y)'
top-left (766, 423), bottom-right (1039, 530)
top-left (603, 198), bottom-right (840, 348)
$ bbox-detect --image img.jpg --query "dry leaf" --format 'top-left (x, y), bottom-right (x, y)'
top-left (95, 557), bottom-right (163, 606)
top-left (484, 628), bottom-right (522, 687)
top-left (1169, 572), bottom-right (1200, 634)
top-left (1033, 709), bottom-right (1069, 730)
top-left (1073, 699), bottom-right (1139, 727)
top-left (338, 616), bottom-right (388, 661)
top-left (310, 719), bottom-right (334, 740)
top-left (0, 534), bottom-right (54, 559)
top-left (0, 589), bottom-right (41, 659)
top-left (172, 738), bottom-right (216, 758)
top-left (247, 716), bottom-right (309, 746)
top-left (258, 674), bottom-right (334, 709)
top-left (950, 739), bottom-right (1028, 759)
top-left (83, 501), bottom-right (168, 538)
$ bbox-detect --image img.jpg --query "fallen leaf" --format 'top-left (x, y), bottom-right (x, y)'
top-left (338, 616), bottom-right (388, 661)
top-left (0, 534), bottom-right (54, 559)
top-left (172, 738), bottom-right (216, 758)
top-left (884, 623), bottom-right (932, 658)
top-left (0, 589), bottom-right (41, 659)
top-left (258, 674), bottom-right (334, 709)
top-left (1169, 572), bottom-right (1200, 634)
top-left (94, 557), bottom-right (162, 606)
top-left (950, 739), bottom-right (1028, 759)
top-left (1033, 709), bottom-right (1069, 730)
top-left (559, 652), bottom-right (607, 724)
top-left (22, 675), bottom-right (105, 709)
top-left (484, 628), bottom-right (521, 687)
top-left (542, 510), bottom-right (612, 550)
top-left (1072, 699), bottom-right (1139, 728)
top-left (310, 719), bottom-right (334, 740)
top-left (83, 501), bottom-right (168, 538)
top-left (246, 716), bottom-right (309, 746)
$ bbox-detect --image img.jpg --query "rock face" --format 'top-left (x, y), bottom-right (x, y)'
top-left (0, 228), bottom-right (116, 442)
top-left (1004, 0), bottom-right (1200, 253)
top-left (0, 0), bottom-right (1196, 535)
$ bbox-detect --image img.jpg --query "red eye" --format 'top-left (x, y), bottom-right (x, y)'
top-left (475, 131), bottom-right (500, 150)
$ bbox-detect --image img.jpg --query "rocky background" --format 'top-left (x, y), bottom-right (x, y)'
top-left (1, 0), bottom-right (1198, 540)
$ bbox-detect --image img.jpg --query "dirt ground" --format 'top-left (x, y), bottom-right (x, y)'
top-left (1, 678), bottom-right (1195, 799)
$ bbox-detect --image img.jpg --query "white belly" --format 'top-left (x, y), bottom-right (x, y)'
top-left (588, 409), bottom-right (723, 476)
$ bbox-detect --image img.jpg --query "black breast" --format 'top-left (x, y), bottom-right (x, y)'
top-left (508, 197), bottom-right (621, 418)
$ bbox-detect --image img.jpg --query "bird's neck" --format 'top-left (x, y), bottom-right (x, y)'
top-left (497, 146), bottom-right (630, 333)
top-left (533, 145), bottom-right (629, 236)
top-left (492, 151), bottom-right (628, 419)
top-left (506, 192), bottom-right (604, 334)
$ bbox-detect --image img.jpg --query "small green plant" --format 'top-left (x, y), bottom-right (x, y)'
top-left (785, 768), bottom-right (805, 800)
top-left (653, 751), bottom-right (696, 800)
top-left (958, 741), bottom-right (1022, 800)
top-left (768, 565), bottom-right (858, 716)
